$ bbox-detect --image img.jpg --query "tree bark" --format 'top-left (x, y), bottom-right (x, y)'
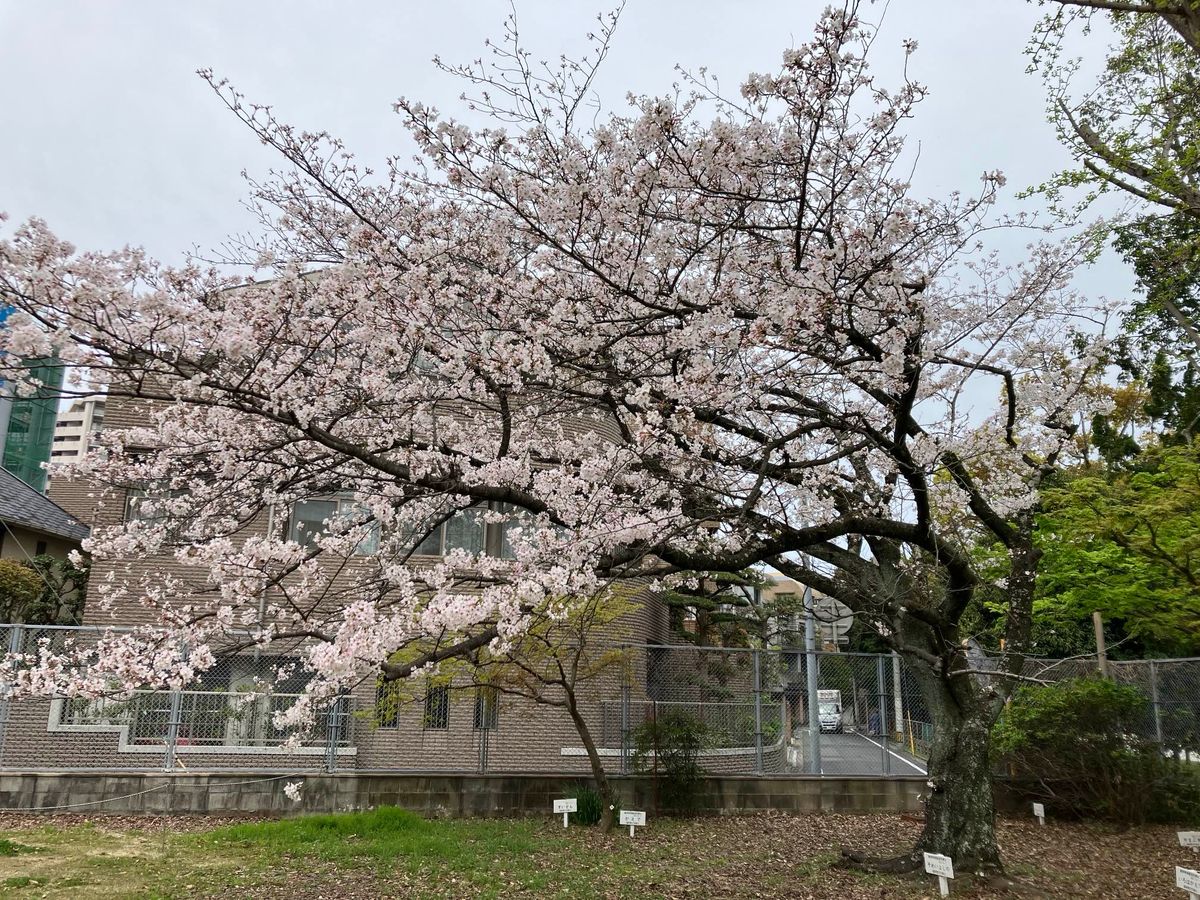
top-left (565, 690), bottom-right (618, 834)
top-left (914, 676), bottom-right (1002, 875)
top-left (846, 659), bottom-right (1002, 875)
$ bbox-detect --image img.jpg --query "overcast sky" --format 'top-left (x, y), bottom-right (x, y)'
top-left (0, 0), bottom-right (1130, 298)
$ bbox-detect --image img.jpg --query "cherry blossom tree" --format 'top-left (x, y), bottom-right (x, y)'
top-left (0, 3), bottom-right (1111, 875)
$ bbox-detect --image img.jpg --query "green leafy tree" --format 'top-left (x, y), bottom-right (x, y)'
top-left (662, 569), bottom-right (771, 647)
top-left (0, 560), bottom-right (42, 624)
top-left (375, 586), bottom-right (637, 834)
top-left (22, 555), bottom-right (89, 625)
top-left (1032, 2), bottom-right (1200, 349)
top-left (1036, 445), bottom-right (1200, 655)
top-left (994, 677), bottom-right (1200, 823)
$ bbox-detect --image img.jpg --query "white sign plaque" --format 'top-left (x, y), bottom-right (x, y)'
top-left (619, 809), bottom-right (646, 837)
top-left (1180, 832), bottom-right (1200, 850)
top-left (923, 852), bottom-right (954, 896)
top-left (1032, 802), bottom-right (1045, 825)
top-left (553, 797), bottom-right (577, 827)
top-left (1177, 866), bottom-right (1200, 898)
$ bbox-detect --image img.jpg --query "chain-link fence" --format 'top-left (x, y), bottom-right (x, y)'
top-left (0, 623), bottom-right (1195, 777)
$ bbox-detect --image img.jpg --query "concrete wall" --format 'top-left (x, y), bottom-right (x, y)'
top-left (0, 771), bottom-right (928, 818)
top-left (0, 525), bottom-right (75, 562)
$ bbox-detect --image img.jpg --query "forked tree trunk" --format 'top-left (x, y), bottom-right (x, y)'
top-left (565, 691), bottom-right (618, 834)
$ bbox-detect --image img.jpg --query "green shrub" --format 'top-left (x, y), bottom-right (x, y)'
top-left (994, 677), bottom-right (1200, 824)
top-left (567, 784), bottom-right (615, 826)
top-left (631, 709), bottom-right (708, 814)
top-left (0, 560), bottom-right (42, 623)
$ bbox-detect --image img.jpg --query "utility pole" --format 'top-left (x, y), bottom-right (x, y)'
top-left (1093, 611), bottom-right (1110, 678)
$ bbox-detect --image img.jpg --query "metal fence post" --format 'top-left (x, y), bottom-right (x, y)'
top-left (876, 654), bottom-right (890, 775)
top-left (620, 680), bottom-right (631, 775)
top-left (0, 625), bottom-right (24, 769)
top-left (1149, 660), bottom-right (1164, 745)
top-left (804, 588), bottom-right (821, 775)
top-left (891, 651), bottom-right (904, 741)
top-left (324, 697), bottom-right (342, 773)
top-left (753, 648), bottom-right (764, 774)
top-left (163, 688), bottom-right (183, 772)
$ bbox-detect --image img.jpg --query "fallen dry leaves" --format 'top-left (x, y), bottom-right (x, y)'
top-left (0, 810), bottom-right (1191, 898)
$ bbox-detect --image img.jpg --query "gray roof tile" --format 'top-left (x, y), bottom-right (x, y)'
top-left (0, 468), bottom-right (89, 543)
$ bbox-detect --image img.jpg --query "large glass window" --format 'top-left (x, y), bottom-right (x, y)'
top-left (412, 506), bottom-right (487, 556)
top-left (125, 488), bottom-right (183, 525)
top-left (497, 502), bottom-right (532, 560)
top-left (288, 496), bottom-right (379, 555)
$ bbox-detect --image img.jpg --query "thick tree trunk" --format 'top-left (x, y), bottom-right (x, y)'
top-left (846, 643), bottom-right (1003, 877)
top-left (915, 684), bottom-right (1002, 875)
top-left (565, 691), bottom-right (618, 834)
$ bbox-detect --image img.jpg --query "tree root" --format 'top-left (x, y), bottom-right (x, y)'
top-left (837, 848), bottom-right (923, 874)
top-left (839, 848), bottom-right (1016, 886)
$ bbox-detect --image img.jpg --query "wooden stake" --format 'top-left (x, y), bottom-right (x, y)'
top-left (1093, 611), bottom-right (1110, 678)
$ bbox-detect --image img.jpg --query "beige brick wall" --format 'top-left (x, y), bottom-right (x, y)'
top-left (23, 392), bottom-right (689, 773)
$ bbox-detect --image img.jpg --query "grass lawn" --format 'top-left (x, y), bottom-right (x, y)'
top-left (0, 807), bottom-right (1189, 898)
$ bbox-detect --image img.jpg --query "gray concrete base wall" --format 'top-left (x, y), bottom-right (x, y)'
top-left (0, 772), bottom-right (927, 818)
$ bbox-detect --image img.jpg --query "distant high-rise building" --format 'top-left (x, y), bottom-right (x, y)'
top-left (50, 395), bottom-right (106, 465)
top-left (0, 359), bottom-right (65, 493)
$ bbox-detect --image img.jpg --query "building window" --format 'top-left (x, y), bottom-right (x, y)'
top-left (375, 680), bottom-right (400, 728)
top-left (412, 506), bottom-right (487, 556)
top-left (473, 686), bottom-right (499, 731)
top-left (288, 496), bottom-right (379, 555)
top-left (497, 502), bottom-right (531, 560)
top-left (422, 684), bottom-right (449, 730)
top-left (125, 488), bottom-right (177, 524)
top-left (52, 435), bottom-right (81, 443)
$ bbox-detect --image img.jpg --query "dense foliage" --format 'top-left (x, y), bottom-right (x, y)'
top-left (631, 710), bottom-right (709, 814)
top-left (994, 678), bottom-right (1200, 824)
top-left (0, 560), bottom-right (43, 624)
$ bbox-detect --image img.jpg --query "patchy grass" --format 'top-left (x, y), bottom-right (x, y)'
top-left (0, 809), bottom-right (1191, 898)
top-left (0, 837), bottom-right (39, 857)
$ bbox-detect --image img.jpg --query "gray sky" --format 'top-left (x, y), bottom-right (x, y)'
top-left (0, 0), bottom-right (1129, 298)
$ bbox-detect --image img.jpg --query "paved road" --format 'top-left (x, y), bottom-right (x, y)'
top-left (785, 730), bottom-right (927, 776)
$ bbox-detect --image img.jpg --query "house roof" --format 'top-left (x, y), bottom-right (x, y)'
top-left (0, 467), bottom-right (89, 543)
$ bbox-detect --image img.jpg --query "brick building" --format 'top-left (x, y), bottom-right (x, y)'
top-left (9, 391), bottom-right (785, 776)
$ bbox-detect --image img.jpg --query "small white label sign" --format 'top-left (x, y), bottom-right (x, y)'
top-left (619, 810), bottom-right (646, 827)
top-left (1032, 802), bottom-right (1045, 819)
top-left (553, 798), bottom-right (577, 814)
top-left (923, 852), bottom-right (954, 878)
top-left (1177, 866), bottom-right (1200, 894)
top-left (1180, 831), bottom-right (1200, 849)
